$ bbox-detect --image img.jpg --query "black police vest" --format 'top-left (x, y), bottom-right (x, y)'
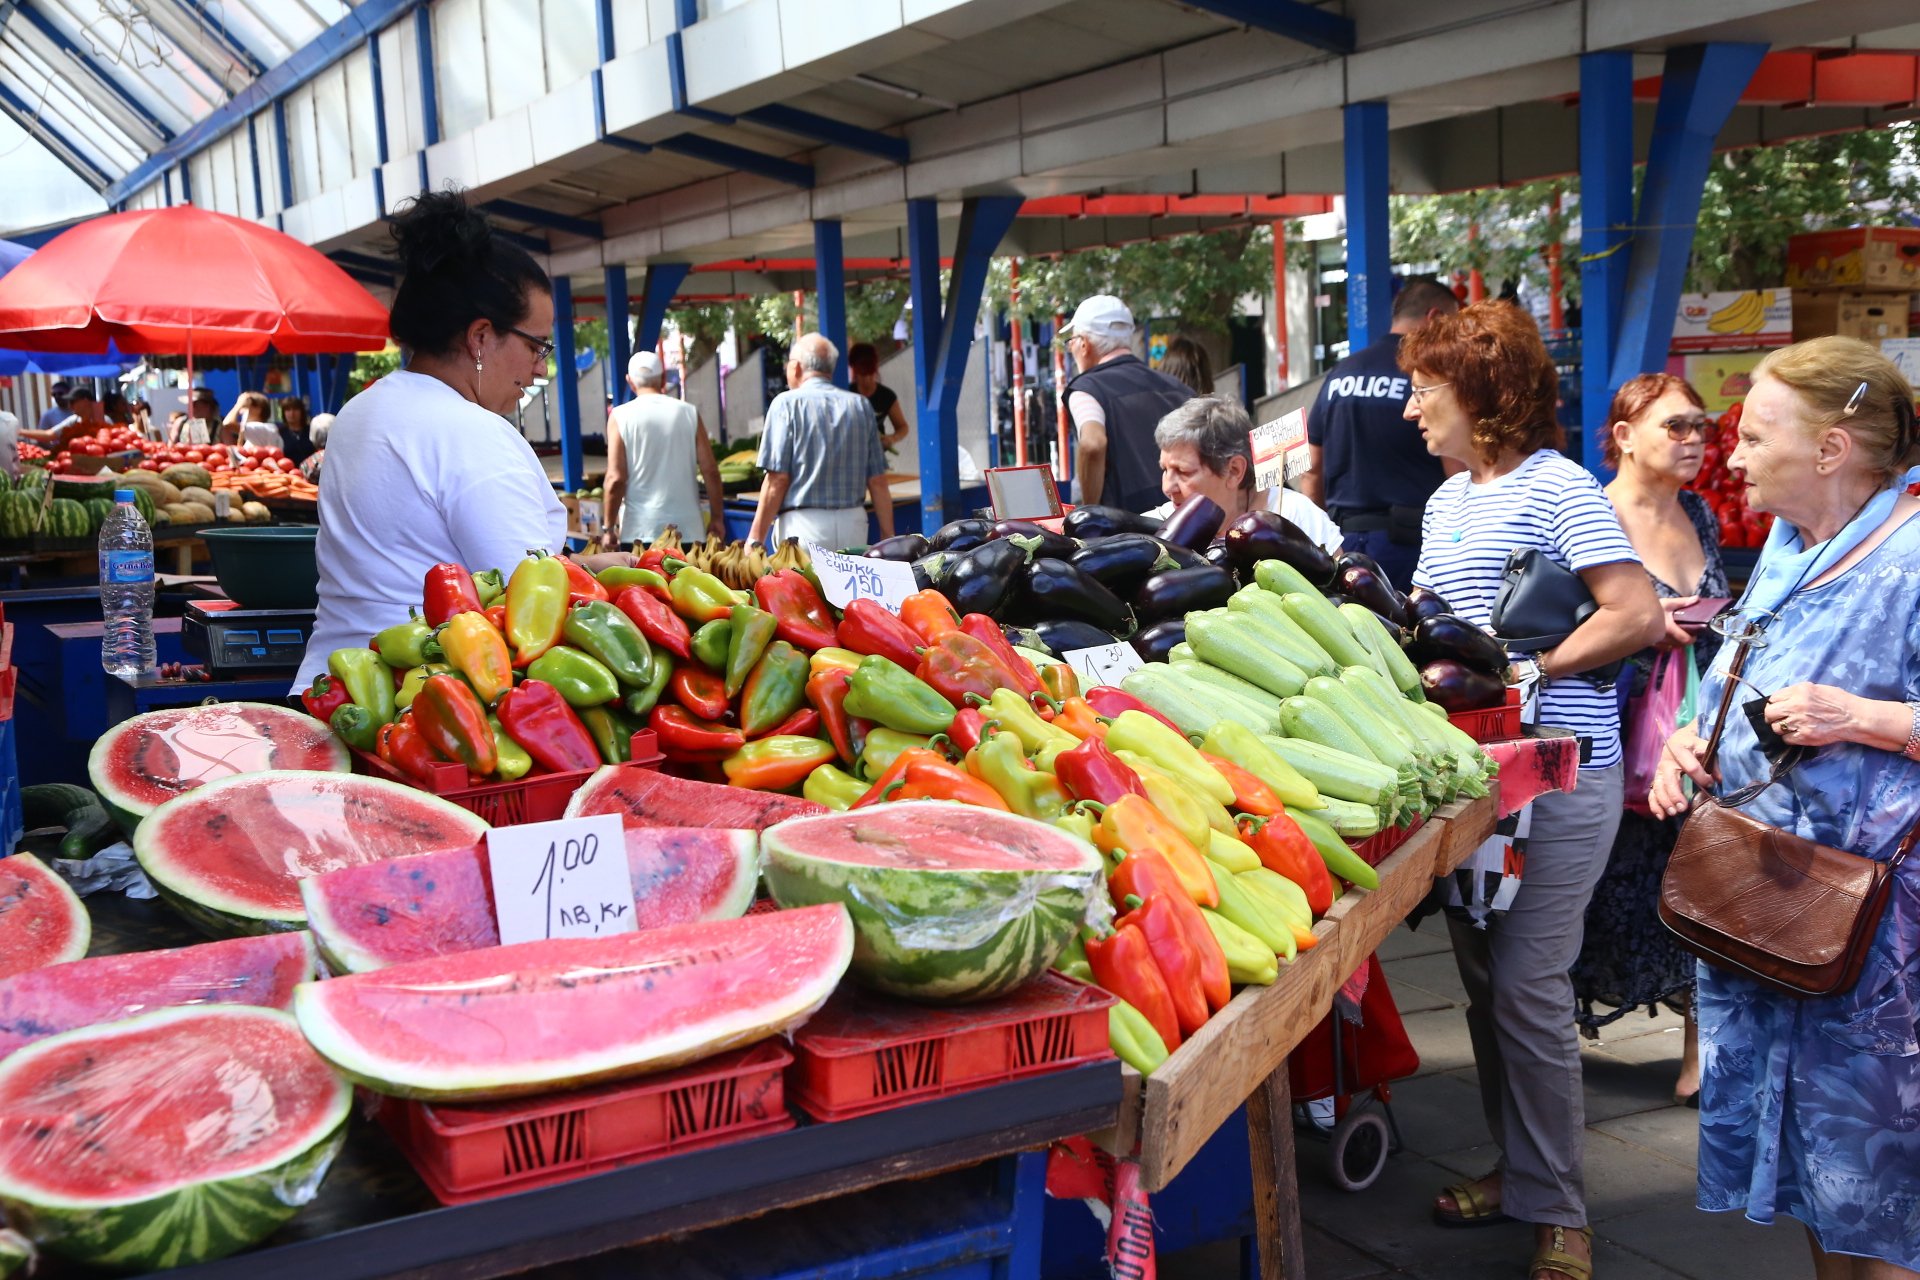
top-left (1066, 354), bottom-right (1194, 513)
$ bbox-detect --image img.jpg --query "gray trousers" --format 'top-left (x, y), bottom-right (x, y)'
top-left (1445, 764), bottom-right (1623, 1227)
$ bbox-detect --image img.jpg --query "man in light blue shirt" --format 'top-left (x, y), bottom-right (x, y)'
top-left (747, 333), bottom-right (893, 550)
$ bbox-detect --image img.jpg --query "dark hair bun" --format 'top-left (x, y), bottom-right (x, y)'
top-left (390, 190), bottom-right (493, 277)
top-left (385, 186), bottom-right (549, 358)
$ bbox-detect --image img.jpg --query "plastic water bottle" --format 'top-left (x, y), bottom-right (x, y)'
top-left (99, 489), bottom-right (155, 678)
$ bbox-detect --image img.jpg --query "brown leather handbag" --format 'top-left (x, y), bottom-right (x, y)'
top-left (1658, 642), bottom-right (1919, 998)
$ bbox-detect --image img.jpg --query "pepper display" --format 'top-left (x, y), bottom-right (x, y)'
top-left (329, 703), bottom-right (380, 753)
top-left (808, 647), bottom-right (865, 678)
top-left (328, 647), bottom-right (395, 726)
top-left (668, 666), bottom-right (730, 722)
top-left (836, 599), bottom-right (923, 671)
top-left (1239, 814), bottom-right (1332, 915)
top-left (505, 553), bottom-right (571, 667)
top-left (1082, 686), bottom-right (1181, 735)
top-left (724, 606), bottom-right (777, 699)
top-left (423, 564), bottom-right (485, 627)
top-left (1085, 925), bottom-right (1181, 1052)
top-left (958, 613), bottom-right (1044, 697)
top-left (624, 650), bottom-right (673, 720)
top-left (395, 662), bottom-right (455, 711)
top-left (372, 613), bottom-right (442, 669)
top-left (526, 646), bottom-right (621, 709)
top-left (973, 688), bottom-right (1076, 756)
top-left (899, 589), bottom-right (963, 644)
top-left (843, 656), bottom-right (955, 736)
top-left (560, 558), bottom-right (610, 603)
top-left (1200, 908), bottom-right (1278, 986)
top-left (917, 632), bottom-right (1024, 710)
top-left (722, 736), bottom-right (838, 790)
top-left (594, 565), bottom-right (670, 597)
top-left (471, 568), bottom-right (506, 608)
top-left (1088, 796), bottom-right (1218, 908)
top-left (1199, 721), bottom-right (1321, 812)
top-left (562, 600), bottom-right (654, 687)
top-left (438, 612), bottom-right (513, 706)
top-left (803, 763), bottom-right (866, 811)
top-left (886, 755), bottom-right (1010, 809)
top-left (739, 641), bottom-right (809, 737)
top-left (612, 585), bottom-right (692, 661)
top-left (966, 730), bottom-right (1071, 820)
top-left (937, 706), bottom-right (992, 757)
top-left (805, 670), bottom-right (866, 766)
top-left (851, 746), bottom-right (944, 808)
top-left (1107, 999), bottom-right (1171, 1075)
top-left (754, 570), bottom-right (838, 651)
top-left (1199, 751), bottom-right (1283, 817)
top-left (1104, 711), bottom-right (1233, 806)
top-left (412, 674), bottom-right (499, 775)
top-left (489, 712), bottom-right (533, 782)
top-left (668, 567), bottom-right (737, 625)
top-left (579, 704), bottom-right (632, 764)
top-left (759, 706), bottom-right (822, 740)
top-left (300, 673), bottom-right (350, 724)
top-left (1053, 737), bottom-right (1146, 806)
top-left (376, 717), bottom-right (439, 785)
top-left (1047, 697), bottom-right (1106, 742)
top-left (649, 706), bottom-right (745, 762)
top-left (690, 618), bottom-right (734, 672)
top-left (857, 728), bottom-right (933, 783)
top-left (1039, 662), bottom-right (1079, 704)
top-left (495, 680), bottom-right (601, 773)
top-left (1115, 893), bottom-right (1210, 1034)
top-left (1114, 755), bottom-right (1216, 853)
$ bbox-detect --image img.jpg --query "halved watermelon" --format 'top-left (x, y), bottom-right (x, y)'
top-left (564, 765), bottom-right (825, 829)
top-left (0, 855), bottom-right (88, 980)
top-left (302, 824), bottom-right (761, 973)
top-left (762, 802), bottom-right (1104, 1003)
top-left (0, 932), bottom-right (317, 1060)
top-left (133, 771), bottom-right (490, 938)
top-left (89, 703), bottom-right (350, 833)
top-left (0, 1005), bottom-right (350, 1271)
top-left (295, 903), bottom-right (852, 1101)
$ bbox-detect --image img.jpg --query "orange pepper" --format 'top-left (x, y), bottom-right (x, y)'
top-left (1199, 751), bottom-right (1283, 817)
top-left (1090, 794), bottom-right (1218, 908)
top-left (886, 756), bottom-right (1011, 810)
top-left (1050, 697), bottom-right (1107, 741)
top-left (899, 589), bottom-right (963, 645)
top-left (850, 747), bottom-right (945, 809)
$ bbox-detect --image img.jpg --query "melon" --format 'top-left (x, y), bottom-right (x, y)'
top-left (49, 472), bottom-right (116, 503)
top-left (302, 824), bottom-right (760, 974)
top-left (176, 485), bottom-right (217, 509)
top-left (0, 932), bottom-right (317, 1060)
top-left (564, 764), bottom-right (826, 830)
top-left (762, 802), bottom-right (1104, 1003)
top-left (0, 855), bottom-right (88, 980)
top-left (240, 501), bottom-right (271, 525)
top-left (133, 771), bottom-right (490, 938)
top-left (160, 463), bottom-right (212, 491)
top-left (88, 702), bottom-right (351, 833)
top-left (295, 903), bottom-right (852, 1101)
top-left (0, 1006), bottom-right (349, 1271)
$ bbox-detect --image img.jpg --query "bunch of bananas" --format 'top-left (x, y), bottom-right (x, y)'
top-left (718, 448), bottom-right (761, 488)
top-left (1706, 290), bottom-right (1775, 335)
top-left (647, 529), bottom-right (812, 590)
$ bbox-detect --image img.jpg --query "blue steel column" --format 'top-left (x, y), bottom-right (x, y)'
top-left (552, 275), bottom-right (584, 494)
top-left (812, 220), bottom-right (848, 384)
top-left (1579, 51), bottom-right (1634, 475)
top-left (636, 263), bottom-right (691, 352)
top-left (290, 355), bottom-right (310, 406)
top-left (1342, 101), bottom-right (1391, 352)
top-left (605, 265), bottom-right (632, 409)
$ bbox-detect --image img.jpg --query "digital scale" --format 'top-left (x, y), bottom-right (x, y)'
top-left (181, 599), bottom-right (316, 673)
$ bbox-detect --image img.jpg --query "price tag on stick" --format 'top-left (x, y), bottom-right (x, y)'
top-left (1249, 407), bottom-right (1310, 490)
top-left (808, 545), bottom-right (919, 615)
top-left (1061, 642), bottom-right (1144, 690)
top-left (486, 814), bottom-right (636, 945)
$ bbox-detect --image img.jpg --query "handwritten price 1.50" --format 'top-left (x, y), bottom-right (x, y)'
top-left (530, 832), bottom-right (631, 937)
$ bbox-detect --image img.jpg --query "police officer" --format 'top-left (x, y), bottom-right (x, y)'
top-left (1062, 295), bottom-right (1194, 512)
top-left (1300, 278), bottom-right (1461, 590)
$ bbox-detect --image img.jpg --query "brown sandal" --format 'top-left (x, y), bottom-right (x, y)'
top-left (1431, 1175), bottom-right (1512, 1228)
top-left (1530, 1225), bottom-right (1593, 1280)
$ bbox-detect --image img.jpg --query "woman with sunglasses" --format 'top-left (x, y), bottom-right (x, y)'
top-left (1570, 374), bottom-right (1727, 1105)
top-left (294, 190), bottom-right (622, 693)
top-left (1650, 338), bottom-right (1920, 1280)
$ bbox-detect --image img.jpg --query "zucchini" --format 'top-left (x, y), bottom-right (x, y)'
top-left (1228, 589), bottom-right (1341, 675)
top-left (1186, 612), bottom-right (1311, 699)
top-left (1343, 666), bottom-right (1477, 779)
top-left (1279, 593), bottom-right (1376, 670)
top-left (1279, 694), bottom-right (1383, 765)
top-left (1335, 602), bottom-right (1398, 682)
top-left (1259, 734), bottom-right (1397, 809)
top-left (1308, 795), bottom-right (1384, 839)
top-left (22, 784), bottom-right (118, 860)
top-left (1253, 559), bottom-right (1324, 600)
top-left (1171, 654), bottom-right (1284, 714)
top-left (1168, 642), bottom-right (1200, 666)
top-left (1119, 665), bottom-right (1220, 738)
top-left (1343, 602), bottom-right (1425, 700)
top-left (1157, 664), bottom-right (1279, 735)
top-left (1287, 806), bottom-right (1384, 888)
top-left (1302, 676), bottom-right (1423, 772)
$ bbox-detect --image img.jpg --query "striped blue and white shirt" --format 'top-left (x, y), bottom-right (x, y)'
top-left (1413, 449), bottom-right (1639, 770)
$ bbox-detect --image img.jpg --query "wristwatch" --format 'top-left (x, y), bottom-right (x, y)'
top-left (1904, 703), bottom-right (1920, 761)
top-left (1513, 654), bottom-right (1550, 690)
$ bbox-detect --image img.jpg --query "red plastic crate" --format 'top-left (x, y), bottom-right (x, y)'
top-left (352, 729), bottom-right (663, 826)
top-left (378, 1040), bottom-right (794, 1204)
top-left (788, 973), bottom-right (1114, 1123)
top-left (0, 624), bottom-right (14, 722)
top-left (1447, 686), bottom-right (1522, 743)
top-left (1350, 813), bottom-right (1426, 868)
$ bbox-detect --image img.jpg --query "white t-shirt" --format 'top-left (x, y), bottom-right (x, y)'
top-left (239, 421), bottom-right (282, 450)
top-left (294, 370), bottom-right (567, 689)
top-left (611, 393), bottom-right (701, 543)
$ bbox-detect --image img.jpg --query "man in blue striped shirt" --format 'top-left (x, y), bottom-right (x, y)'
top-left (748, 333), bottom-right (893, 551)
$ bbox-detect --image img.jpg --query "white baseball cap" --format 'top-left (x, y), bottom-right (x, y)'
top-left (1061, 295), bottom-right (1134, 341)
top-left (628, 350), bottom-right (664, 382)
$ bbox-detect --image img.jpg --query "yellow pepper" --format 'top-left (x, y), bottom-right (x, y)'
top-left (1200, 908), bottom-right (1278, 985)
top-left (808, 647), bottom-right (867, 678)
top-left (1114, 751), bottom-right (1214, 851)
top-left (978, 688), bottom-right (1078, 756)
top-left (1105, 709), bottom-right (1234, 806)
top-left (1204, 829), bottom-right (1262, 875)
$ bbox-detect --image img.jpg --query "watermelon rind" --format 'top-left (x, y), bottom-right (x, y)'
top-left (132, 770), bottom-right (490, 938)
top-left (293, 904), bottom-right (854, 1101)
top-left (563, 764), bottom-right (826, 829)
top-left (761, 802), bottom-right (1104, 1003)
top-left (0, 1005), bottom-right (350, 1271)
top-left (0, 853), bottom-right (90, 980)
top-left (88, 702), bottom-right (351, 834)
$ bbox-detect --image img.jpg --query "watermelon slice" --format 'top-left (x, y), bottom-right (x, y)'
top-left (564, 764), bottom-right (826, 829)
top-left (133, 770), bottom-right (490, 938)
top-left (295, 903), bottom-right (853, 1101)
top-left (302, 824), bottom-right (761, 973)
top-left (0, 1005), bottom-right (350, 1271)
top-left (89, 703), bottom-right (350, 832)
top-left (762, 802), bottom-right (1104, 1003)
top-left (0, 932), bottom-right (317, 1060)
top-left (0, 854), bottom-right (88, 980)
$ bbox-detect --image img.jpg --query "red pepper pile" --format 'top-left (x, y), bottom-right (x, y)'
top-left (1686, 402), bottom-right (1776, 550)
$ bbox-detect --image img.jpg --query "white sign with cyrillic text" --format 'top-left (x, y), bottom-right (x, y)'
top-left (809, 545), bottom-right (919, 615)
top-left (1061, 642), bottom-right (1144, 689)
top-left (487, 814), bottom-right (635, 945)
top-left (1250, 407), bottom-right (1310, 490)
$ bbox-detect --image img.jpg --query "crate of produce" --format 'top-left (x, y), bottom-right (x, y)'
top-left (788, 972), bottom-right (1113, 1123)
top-left (378, 1040), bottom-right (795, 1205)
top-left (1350, 813), bottom-right (1426, 868)
top-left (351, 729), bottom-right (664, 826)
top-left (1447, 685), bottom-right (1522, 742)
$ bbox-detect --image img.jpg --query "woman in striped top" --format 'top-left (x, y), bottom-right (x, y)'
top-left (1403, 302), bottom-right (1662, 1280)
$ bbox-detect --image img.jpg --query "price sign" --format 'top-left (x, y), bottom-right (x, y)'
top-left (809, 545), bottom-right (919, 615)
top-left (1060, 642), bottom-right (1144, 690)
top-left (486, 814), bottom-right (635, 945)
top-left (1250, 407), bottom-right (1309, 490)
top-left (575, 498), bottom-right (603, 537)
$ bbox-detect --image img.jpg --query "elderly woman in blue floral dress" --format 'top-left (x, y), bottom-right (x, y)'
top-left (1650, 336), bottom-right (1920, 1280)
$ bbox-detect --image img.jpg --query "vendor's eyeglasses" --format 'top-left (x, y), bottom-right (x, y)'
top-left (1408, 382), bottom-right (1450, 405)
top-left (507, 326), bottom-right (556, 363)
top-left (1659, 413), bottom-right (1711, 441)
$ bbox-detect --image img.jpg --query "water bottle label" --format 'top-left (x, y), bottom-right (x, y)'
top-left (102, 550), bottom-right (153, 584)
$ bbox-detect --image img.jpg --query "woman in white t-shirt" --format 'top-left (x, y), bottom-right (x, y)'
top-left (1146, 395), bottom-right (1343, 552)
top-left (294, 191), bottom-right (623, 690)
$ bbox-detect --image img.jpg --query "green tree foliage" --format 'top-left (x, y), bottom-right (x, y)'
top-left (987, 226), bottom-right (1274, 333)
top-left (1391, 179), bottom-right (1575, 300)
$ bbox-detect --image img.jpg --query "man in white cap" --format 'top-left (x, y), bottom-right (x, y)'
top-left (1062, 295), bottom-right (1194, 512)
top-left (600, 349), bottom-right (726, 548)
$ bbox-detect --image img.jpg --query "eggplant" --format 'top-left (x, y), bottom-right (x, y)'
top-left (1419, 659), bottom-right (1507, 713)
top-left (866, 533), bottom-right (928, 562)
top-left (1031, 617), bottom-right (1124, 657)
top-left (1409, 613), bottom-right (1510, 676)
top-left (994, 519), bottom-right (1078, 562)
top-left (1335, 548), bottom-right (1390, 581)
top-left (942, 531), bottom-right (989, 555)
top-left (941, 537), bottom-right (1029, 617)
top-left (1131, 618), bottom-right (1187, 663)
top-left (1022, 558), bottom-right (1133, 635)
top-left (928, 518), bottom-right (993, 551)
top-left (1069, 534), bottom-right (1180, 596)
top-left (1154, 539), bottom-right (1211, 571)
top-left (1001, 624), bottom-right (1049, 655)
top-left (1405, 586), bottom-right (1452, 624)
top-left (1155, 493), bottom-right (1226, 552)
top-left (1135, 566), bottom-right (1236, 623)
top-left (1226, 510), bottom-right (1336, 586)
top-left (1334, 563), bottom-right (1408, 628)
top-left (1063, 504), bottom-right (1161, 540)
top-left (1203, 540), bottom-right (1235, 577)
top-left (912, 551), bottom-right (955, 591)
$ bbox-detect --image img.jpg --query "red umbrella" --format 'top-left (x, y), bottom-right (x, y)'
top-left (0, 205), bottom-right (389, 356)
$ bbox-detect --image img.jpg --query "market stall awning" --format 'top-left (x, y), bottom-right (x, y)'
top-left (0, 235), bottom-right (130, 373)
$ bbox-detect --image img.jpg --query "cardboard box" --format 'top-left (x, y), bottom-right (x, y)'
top-left (1676, 351), bottom-right (1769, 413)
top-left (1791, 291), bottom-right (1911, 343)
top-left (1786, 227), bottom-right (1920, 291)
top-left (1671, 290), bottom-right (1791, 352)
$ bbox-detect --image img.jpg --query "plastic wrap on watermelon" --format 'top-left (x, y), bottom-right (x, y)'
top-left (0, 1005), bottom-right (351, 1272)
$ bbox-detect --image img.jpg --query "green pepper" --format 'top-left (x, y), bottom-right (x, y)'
top-left (395, 662), bottom-right (455, 711)
top-left (858, 727), bottom-right (933, 782)
top-left (1108, 997), bottom-right (1171, 1075)
top-left (562, 599), bottom-right (653, 687)
top-left (328, 646), bottom-right (395, 726)
top-left (724, 605), bottom-right (777, 699)
top-left (579, 704), bottom-right (632, 764)
top-left (525, 645), bottom-right (621, 708)
top-left (624, 650), bottom-right (673, 720)
top-left (472, 568), bottom-right (506, 607)
top-left (803, 763), bottom-right (867, 811)
top-left (373, 611), bottom-right (442, 670)
top-left (668, 566), bottom-right (738, 625)
top-left (596, 565), bottom-right (669, 594)
top-left (329, 702), bottom-right (380, 753)
top-left (739, 640), bottom-right (809, 737)
top-left (489, 712), bottom-right (532, 781)
top-left (843, 655), bottom-right (955, 736)
top-left (691, 619), bottom-right (732, 672)
top-left (1054, 933), bottom-right (1094, 984)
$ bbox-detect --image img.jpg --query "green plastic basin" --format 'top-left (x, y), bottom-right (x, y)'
top-left (196, 525), bottom-right (320, 610)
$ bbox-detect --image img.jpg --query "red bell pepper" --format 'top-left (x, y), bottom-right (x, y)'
top-left (915, 631), bottom-right (1023, 709)
top-left (485, 603), bottom-right (508, 633)
top-left (805, 670), bottom-right (870, 767)
top-left (637, 547), bottom-right (689, 577)
top-left (757, 706), bottom-right (821, 740)
top-left (669, 666), bottom-right (730, 722)
top-left (958, 614), bottom-right (1043, 697)
top-left (1085, 925), bottom-right (1181, 1052)
top-left (376, 715), bottom-right (441, 785)
top-left (1238, 813), bottom-right (1332, 916)
top-left (1054, 736), bottom-right (1147, 805)
top-left (495, 680), bottom-right (601, 773)
top-left (1119, 890), bottom-right (1231, 1020)
top-left (899, 589), bottom-right (963, 645)
top-left (836, 598), bottom-right (922, 671)
top-left (650, 705), bottom-right (746, 762)
top-left (411, 674), bottom-right (499, 775)
top-left (938, 706), bottom-right (992, 757)
top-left (884, 756), bottom-right (1011, 809)
top-left (754, 570), bottom-right (838, 651)
top-left (1199, 751), bottom-right (1283, 818)
top-left (300, 673), bottom-right (350, 723)
top-left (422, 563), bottom-right (485, 627)
top-left (1083, 687), bottom-right (1182, 735)
top-left (560, 558), bottom-right (610, 604)
top-left (612, 585), bottom-right (692, 661)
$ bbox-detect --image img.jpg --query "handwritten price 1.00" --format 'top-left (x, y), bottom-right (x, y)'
top-left (530, 832), bottom-right (631, 936)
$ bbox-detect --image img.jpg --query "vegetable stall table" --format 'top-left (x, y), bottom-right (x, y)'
top-left (723, 475), bottom-right (992, 544)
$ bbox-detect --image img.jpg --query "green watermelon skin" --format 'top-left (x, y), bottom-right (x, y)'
top-left (43, 499), bottom-right (87, 538)
top-left (0, 493), bottom-right (38, 539)
top-left (81, 497), bottom-right (114, 533)
top-left (761, 802), bottom-right (1104, 1003)
top-left (0, 1006), bottom-right (349, 1271)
